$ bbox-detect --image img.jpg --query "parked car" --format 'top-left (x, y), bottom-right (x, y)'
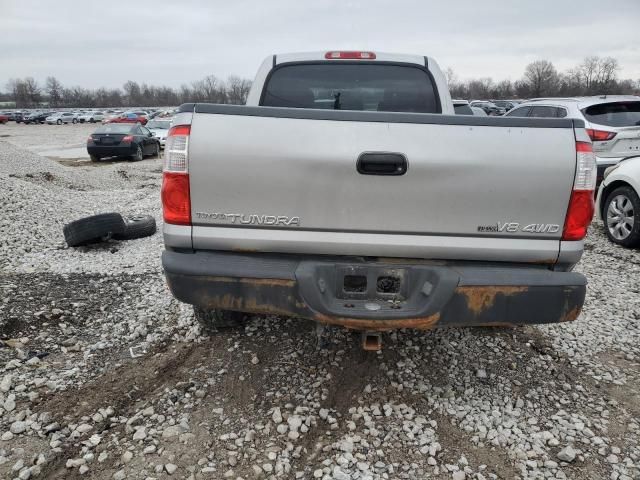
top-left (146, 119), bottom-right (172, 147)
top-left (0, 111), bottom-right (16, 121)
top-left (470, 101), bottom-right (506, 116)
top-left (46, 112), bottom-right (78, 124)
top-left (23, 111), bottom-right (49, 124)
top-left (87, 123), bottom-right (160, 162)
top-left (78, 111), bottom-right (105, 123)
top-left (13, 112), bottom-right (25, 123)
top-left (106, 112), bottom-right (148, 125)
top-left (0, 113), bottom-right (8, 124)
top-left (161, 50), bottom-right (593, 340)
top-left (596, 157), bottom-right (640, 248)
top-left (505, 96), bottom-right (640, 185)
top-left (492, 100), bottom-right (517, 112)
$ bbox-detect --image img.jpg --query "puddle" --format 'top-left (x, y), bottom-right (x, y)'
top-left (40, 146), bottom-right (88, 159)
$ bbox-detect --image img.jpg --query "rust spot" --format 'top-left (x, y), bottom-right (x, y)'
top-left (458, 286), bottom-right (528, 315)
top-left (239, 278), bottom-right (296, 288)
top-left (231, 247), bottom-right (260, 253)
top-left (560, 306), bottom-right (581, 322)
top-left (312, 312), bottom-right (441, 332)
top-left (196, 276), bottom-right (297, 316)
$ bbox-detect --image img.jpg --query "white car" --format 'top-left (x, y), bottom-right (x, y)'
top-left (45, 112), bottom-right (78, 125)
top-left (596, 157), bottom-right (640, 247)
top-left (78, 111), bottom-right (105, 123)
top-left (506, 96), bottom-right (640, 184)
top-left (145, 118), bottom-right (172, 147)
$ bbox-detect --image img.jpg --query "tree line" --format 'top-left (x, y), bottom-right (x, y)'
top-left (2, 55), bottom-right (638, 109)
top-left (1, 75), bottom-right (252, 109)
top-left (445, 56), bottom-right (638, 100)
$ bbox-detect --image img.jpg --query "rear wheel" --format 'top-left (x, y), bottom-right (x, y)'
top-left (56, 119), bottom-right (62, 125)
top-left (72, 118), bottom-right (78, 124)
top-left (89, 154), bottom-right (100, 162)
top-left (131, 145), bottom-right (143, 162)
top-left (604, 186), bottom-right (640, 248)
top-left (193, 307), bottom-right (247, 331)
top-left (152, 142), bottom-right (160, 158)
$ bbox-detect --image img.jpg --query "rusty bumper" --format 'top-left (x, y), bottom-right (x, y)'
top-left (162, 250), bottom-right (586, 331)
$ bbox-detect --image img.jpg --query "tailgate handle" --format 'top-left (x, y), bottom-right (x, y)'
top-left (357, 152), bottom-right (407, 176)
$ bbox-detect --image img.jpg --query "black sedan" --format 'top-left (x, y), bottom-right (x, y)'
top-left (87, 123), bottom-right (160, 162)
top-left (23, 112), bottom-right (49, 124)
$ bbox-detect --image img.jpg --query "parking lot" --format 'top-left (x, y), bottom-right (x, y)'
top-left (0, 122), bottom-right (639, 479)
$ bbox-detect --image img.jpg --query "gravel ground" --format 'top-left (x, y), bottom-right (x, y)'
top-left (1, 122), bottom-right (639, 480)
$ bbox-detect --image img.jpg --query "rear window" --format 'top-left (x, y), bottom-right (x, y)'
top-left (95, 124), bottom-right (133, 134)
top-left (582, 101), bottom-right (640, 127)
top-left (261, 63), bottom-right (439, 113)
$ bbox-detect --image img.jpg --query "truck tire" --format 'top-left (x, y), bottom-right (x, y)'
top-left (63, 213), bottom-right (126, 247)
top-left (90, 154), bottom-right (101, 162)
top-left (113, 215), bottom-right (156, 240)
top-left (604, 186), bottom-right (640, 248)
top-left (193, 307), bottom-right (247, 331)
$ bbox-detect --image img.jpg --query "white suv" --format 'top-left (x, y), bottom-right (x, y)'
top-left (505, 96), bottom-right (640, 184)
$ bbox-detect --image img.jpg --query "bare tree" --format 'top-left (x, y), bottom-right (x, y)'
top-left (123, 80), bottom-right (142, 106)
top-left (225, 76), bottom-right (251, 104)
top-left (523, 60), bottom-right (559, 97)
top-left (45, 76), bottom-right (63, 107)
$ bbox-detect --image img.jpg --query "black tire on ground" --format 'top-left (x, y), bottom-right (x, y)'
top-left (193, 307), bottom-right (247, 331)
top-left (130, 145), bottom-right (143, 161)
top-left (72, 118), bottom-right (78, 124)
top-left (113, 215), bottom-right (156, 240)
top-left (603, 186), bottom-right (640, 248)
top-left (89, 154), bottom-right (101, 162)
top-left (56, 119), bottom-right (62, 125)
top-left (152, 142), bottom-right (160, 158)
top-left (63, 213), bottom-right (126, 247)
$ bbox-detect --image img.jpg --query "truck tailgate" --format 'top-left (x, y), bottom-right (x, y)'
top-left (187, 106), bottom-right (580, 262)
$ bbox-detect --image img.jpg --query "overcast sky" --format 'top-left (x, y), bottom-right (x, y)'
top-left (2, 0), bottom-right (639, 90)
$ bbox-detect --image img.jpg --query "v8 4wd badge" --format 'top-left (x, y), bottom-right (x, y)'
top-left (477, 222), bottom-right (560, 234)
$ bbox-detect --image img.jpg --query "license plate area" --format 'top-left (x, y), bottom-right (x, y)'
top-left (336, 265), bottom-right (408, 301)
top-left (296, 261), bottom-right (460, 320)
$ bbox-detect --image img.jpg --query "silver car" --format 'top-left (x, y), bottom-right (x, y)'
top-left (45, 112), bottom-right (78, 125)
top-left (78, 111), bottom-right (105, 123)
top-left (506, 96), bottom-right (640, 184)
top-left (145, 118), bottom-right (172, 147)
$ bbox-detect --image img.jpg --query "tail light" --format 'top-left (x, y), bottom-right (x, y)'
top-left (161, 125), bottom-right (191, 225)
top-left (562, 141), bottom-right (596, 241)
top-left (121, 135), bottom-right (134, 143)
top-left (86, 136), bottom-right (93, 144)
top-left (325, 51), bottom-right (376, 60)
top-left (585, 128), bottom-right (616, 142)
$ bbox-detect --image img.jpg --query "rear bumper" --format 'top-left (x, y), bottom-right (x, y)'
top-left (87, 145), bottom-right (136, 158)
top-left (162, 250), bottom-right (587, 330)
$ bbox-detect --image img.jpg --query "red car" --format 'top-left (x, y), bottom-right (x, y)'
top-left (107, 112), bottom-right (147, 125)
top-left (0, 114), bottom-right (8, 124)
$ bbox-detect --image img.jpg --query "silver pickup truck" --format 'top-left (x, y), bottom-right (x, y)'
top-left (161, 51), bottom-right (596, 340)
